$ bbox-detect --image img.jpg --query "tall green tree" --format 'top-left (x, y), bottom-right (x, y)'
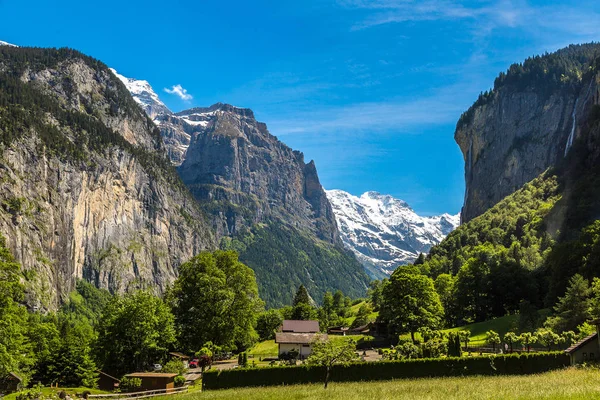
top-left (322, 292), bottom-right (334, 317)
top-left (170, 251), bottom-right (263, 352)
top-left (256, 309), bottom-right (283, 341)
top-left (367, 280), bottom-right (386, 311)
top-left (545, 274), bottom-right (591, 332)
top-left (454, 256), bottom-right (491, 323)
top-left (96, 290), bottom-right (176, 375)
top-left (292, 285), bottom-right (311, 307)
top-left (0, 235), bottom-right (32, 382)
top-left (379, 266), bottom-right (444, 341)
top-left (351, 303), bottom-right (373, 328)
top-left (36, 314), bottom-right (97, 387)
top-left (434, 274), bottom-right (455, 326)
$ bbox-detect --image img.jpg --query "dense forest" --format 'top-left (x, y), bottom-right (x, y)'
top-left (376, 48), bottom-right (600, 336)
top-left (222, 222), bottom-right (369, 307)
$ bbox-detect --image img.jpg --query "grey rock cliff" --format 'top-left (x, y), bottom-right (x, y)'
top-left (455, 45), bottom-right (600, 222)
top-left (177, 103), bottom-right (341, 244)
top-left (0, 49), bottom-right (215, 309)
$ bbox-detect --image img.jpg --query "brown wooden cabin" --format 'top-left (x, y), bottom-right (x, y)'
top-left (97, 371), bottom-right (120, 392)
top-left (0, 372), bottom-right (22, 395)
top-left (124, 373), bottom-right (177, 392)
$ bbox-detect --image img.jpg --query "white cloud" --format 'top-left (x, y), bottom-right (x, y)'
top-left (341, 0), bottom-right (600, 39)
top-left (268, 80), bottom-right (477, 135)
top-left (164, 84), bottom-right (193, 101)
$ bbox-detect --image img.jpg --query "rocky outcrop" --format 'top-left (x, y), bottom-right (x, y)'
top-left (177, 103), bottom-right (341, 244)
top-left (0, 47), bottom-right (215, 309)
top-left (455, 44), bottom-right (600, 222)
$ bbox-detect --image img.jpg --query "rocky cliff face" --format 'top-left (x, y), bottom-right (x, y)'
top-left (327, 190), bottom-right (459, 279)
top-left (53, 64), bottom-right (368, 306)
top-left (177, 103), bottom-right (341, 244)
top-left (0, 47), bottom-right (215, 309)
top-left (455, 44), bottom-right (600, 222)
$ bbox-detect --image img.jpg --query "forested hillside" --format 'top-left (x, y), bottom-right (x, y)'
top-left (410, 48), bottom-right (600, 327)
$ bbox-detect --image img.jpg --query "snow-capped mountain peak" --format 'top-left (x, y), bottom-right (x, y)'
top-left (109, 68), bottom-right (171, 118)
top-left (0, 41), bottom-right (18, 47)
top-left (326, 189), bottom-right (459, 279)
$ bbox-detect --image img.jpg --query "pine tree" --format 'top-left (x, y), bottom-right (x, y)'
top-left (293, 285), bottom-right (311, 307)
top-left (545, 274), bottom-right (591, 332)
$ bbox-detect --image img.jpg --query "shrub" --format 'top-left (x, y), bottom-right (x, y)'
top-left (119, 377), bottom-right (142, 392)
top-left (422, 340), bottom-right (447, 358)
top-left (174, 375), bottom-right (186, 387)
top-left (162, 359), bottom-right (187, 375)
top-left (203, 352), bottom-right (570, 390)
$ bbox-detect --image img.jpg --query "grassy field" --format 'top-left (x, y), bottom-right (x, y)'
top-left (174, 367), bottom-right (600, 399)
top-left (249, 340), bottom-right (278, 357)
top-left (347, 301), bottom-right (378, 325)
top-left (3, 387), bottom-right (109, 400)
top-left (441, 314), bottom-right (520, 346)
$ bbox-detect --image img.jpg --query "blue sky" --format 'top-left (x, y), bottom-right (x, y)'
top-left (2, 0), bottom-right (600, 215)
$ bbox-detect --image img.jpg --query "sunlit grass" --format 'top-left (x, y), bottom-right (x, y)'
top-left (177, 367), bottom-right (600, 400)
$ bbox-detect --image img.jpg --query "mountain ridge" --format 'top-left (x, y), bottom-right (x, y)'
top-left (326, 189), bottom-right (459, 279)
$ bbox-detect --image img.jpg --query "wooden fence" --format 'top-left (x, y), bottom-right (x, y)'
top-left (88, 386), bottom-right (189, 400)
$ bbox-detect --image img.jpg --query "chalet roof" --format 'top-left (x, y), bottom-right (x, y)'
top-left (97, 371), bottom-right (120, 382)
top-left (125, 373), bottom-right (178, 378)
top-left (275, 332), bottom-right (327, 344)
top-left (169, 352), bottom-right (190, 359)
top-left (565, 332), bottom-right (598, 354)
top-left (8, 372), bottom-right (22, 381)
top-left (281, 320), bottom-right (319, 333)
top-left (350, 323), bottom-right (372, 333)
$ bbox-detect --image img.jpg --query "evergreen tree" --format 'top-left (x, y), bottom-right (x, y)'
top-left (414, 253), bottom-right (426, 265)
top-left (545, 274), bottom-right (591, 332)
top-left (0, 235), bottom-right (32, 382)
top-left (293, 285), bottom-right (311, 307)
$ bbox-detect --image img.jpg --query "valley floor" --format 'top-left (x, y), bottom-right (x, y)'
top-left (184, 368), bottom-right (600, 400)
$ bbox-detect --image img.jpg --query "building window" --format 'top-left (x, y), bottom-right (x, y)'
top-left (583, 352), bottom-right (587, 360)
top-left (591, 353), bottom-right (595, 360)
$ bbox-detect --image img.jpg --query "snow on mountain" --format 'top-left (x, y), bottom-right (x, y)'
top-left (326, 189), bottom-right (460, 279)
top-left (109, 68), bottom-right (171, 119)
top-left (0, 41), bottom-right (18, 47)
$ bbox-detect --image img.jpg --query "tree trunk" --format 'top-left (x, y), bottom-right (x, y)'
top-left (411, 331), bottom-right (415, 343)
top-left (324, 366), bottom-right (331, 389)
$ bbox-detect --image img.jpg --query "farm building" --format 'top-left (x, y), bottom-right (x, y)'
top-left (97, 371), bottom-right (120, 392)
top-left (276, 320), bottom-right (326, 359)
top-left (124, 373), bottom-right (177, 392)
top-left (280, 320), bottom-right (320, 333)
top-left (565, 332), bottom-right (599, 364)
top-left (0, 372), bottom-right (22, 395)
